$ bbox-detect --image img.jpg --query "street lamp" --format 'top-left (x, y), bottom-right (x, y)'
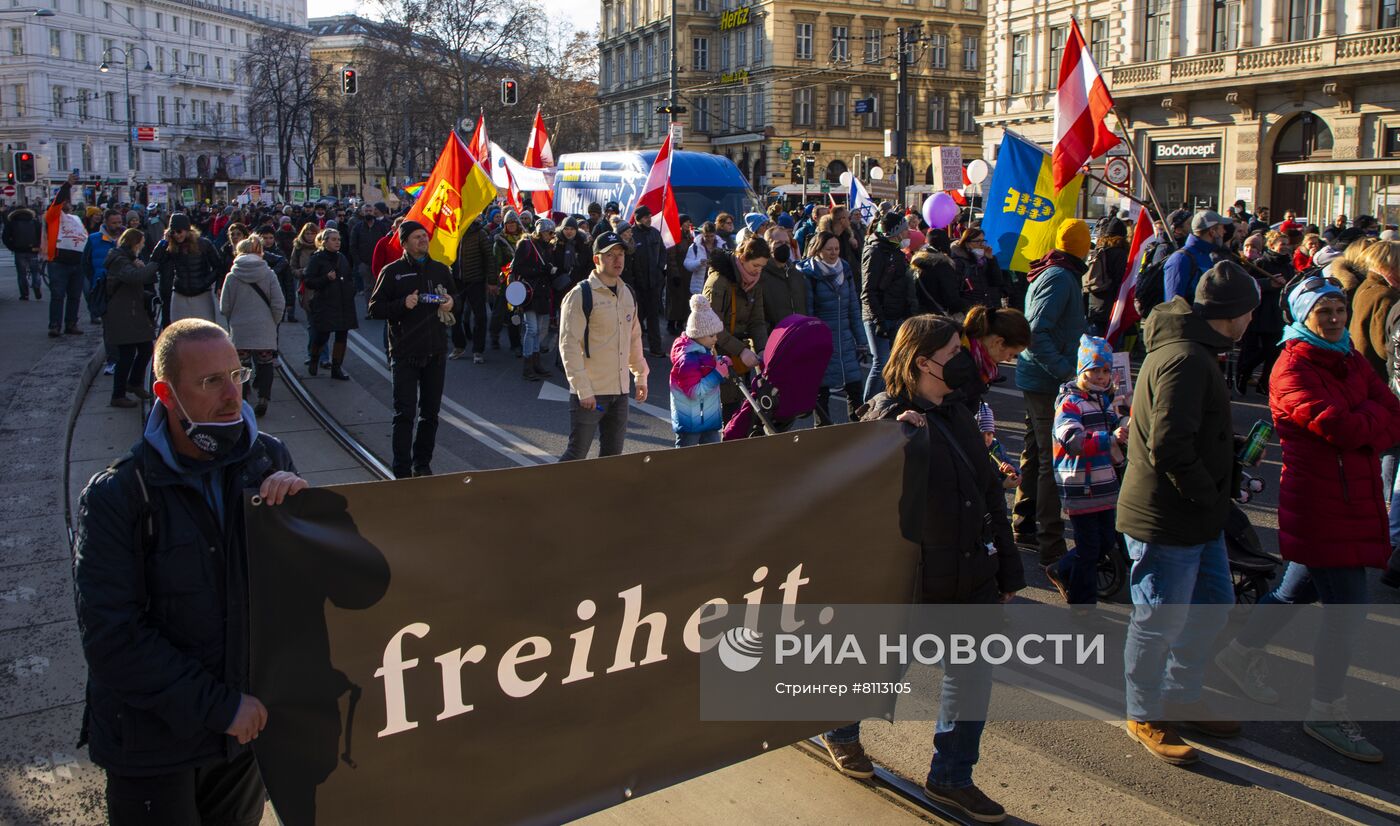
top-left (98, 46), bottom-right (152, 199)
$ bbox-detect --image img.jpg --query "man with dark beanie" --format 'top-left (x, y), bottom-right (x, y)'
top-left (1118, 260), bottom-right (1259, 766)
top-left (368, 220), bottom-right (457, 478)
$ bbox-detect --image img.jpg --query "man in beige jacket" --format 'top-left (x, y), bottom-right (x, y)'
top-left (558, 231), bottom-right (650, 461)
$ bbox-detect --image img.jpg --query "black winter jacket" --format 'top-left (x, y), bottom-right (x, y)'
top-left (630, 222), bottom-right (667, 289)
top-left (510, 237), bottom-right (555, 314)
top-left (861, 393), bottom-right (1024, 603)
top-left (74, 427), bottom-right (294, 775)
top-left (861, 236), bottom-right (915, 330)
top-left (910, 247), bottom-right (966, 315)
top-left (454, 220), bottom-right (493, 286)
top-left (154, 235), bottom-right (223, 323)
top-left (1, 208), bottom-right (39, 253)
top-left (349, 216), bottom-right (389, 266)
top-left (303, 250), bottom-right (360, 333)
top-left (368, 253), bottom-right (458, 360)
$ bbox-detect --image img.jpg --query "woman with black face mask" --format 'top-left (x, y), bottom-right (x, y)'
top-left (760, 225), bottom-right (807, 329)
top-left (821, 313), bottom-right (1025, 824)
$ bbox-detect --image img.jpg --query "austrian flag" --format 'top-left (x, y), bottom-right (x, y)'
top-left (629, 134), bottom-right (683, 249)
top-left (1051, 18), bottom-right (1119, 192)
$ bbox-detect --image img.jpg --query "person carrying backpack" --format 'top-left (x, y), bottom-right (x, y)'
top-left (1163, 211), bottom-right (1230, 303)
top-left (3, 207), bottom-right (42, 300)
top-left (1084, 218), bottom-right (1129, 334)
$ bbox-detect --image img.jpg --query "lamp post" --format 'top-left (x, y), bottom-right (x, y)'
top-left (99, 46), bottom-right (152, 201)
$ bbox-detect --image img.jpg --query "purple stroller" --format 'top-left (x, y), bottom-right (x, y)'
top-left (722, 315), bottom-right (834, 439)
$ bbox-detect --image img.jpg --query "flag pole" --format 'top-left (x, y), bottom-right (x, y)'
top-left (1110, 108), bottom-right (1178, 249)
top-left (1082, 167), bottom-right (1150, 211)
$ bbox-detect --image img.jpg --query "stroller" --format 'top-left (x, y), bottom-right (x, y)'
top-left (722, 315), bottom-right (833, 439)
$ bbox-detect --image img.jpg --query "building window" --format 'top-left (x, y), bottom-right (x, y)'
top-left (932, 0), bottom-right (946, 7)
top-left (1144, 0), bottom-right (1166, 61)
top-left (735, 91), bottom-right (748, 129)
top-left (1047, 27), bottom-right (1065, 89)
top-left (155, 11), bottom-right (161, 28)
top-left (631, 47), bottom-right (640, 80)
top-left (1212, 0), bottom-right (1240, 51)
top-left (831, 25), bottom-right (849, 62)
top-left (695, 96), bottom-right (709, 131)
top-left (1010, 33), bottom-right (1027, 94)
top-left (9, 28), bottom-right (22, 56)
top-left (927, 93), bottom-right (946, 131)
top-left (1383, 0), bottom-right (1400, 28)
top-left (48, 28), bottom-right (60, 58)
top-left (753, 26), bottom-right (764, 63)
top-left (796, 22), bottom-right (813, 60)
top-left (693, 37), bottom-right (708, 71)
top-left (173, 96), bottom-right (181, 125)
top-left (157, 95), bottom-right (166, 125)
top-left (629, 102), bottom-right (639, 134)
top-left (695, 0), bottom-right (707, 9)
top-left (962, 34), bottom-right (978, 71)
top-left (829, 88), bottom-right (848, 126)
top-left (929, 32), bottom-right (946, 69)
top-left (645, 39), bottom-right (654, 76)
top-left (660, 35), bottom-right (669, 73)
top-left (862, 91), bottom-right (881, 128)
top-left (77, 89), bottom-right (89, 119)
top-left (74, 33), bottom-right (86, 62)
top-left (1287, 0), bottom-right (1320, 40)
top-left (737, 27), bottom-right (747, 65)
top-left (602, 55), bottom-right (612, 89)
top-left (231, 104), bottom-right (238, 129)
top-left (865, 29), bottom-right (882, 63)
top-left (80, 143), bottom-right (91, 173)
top-left (720, 31), bottom-right (731, 69)
top-left (52, 84), bottom-right (64, 117)
top-left (964, 0), bottom-right (978, 10)
top-left (792, 87), bottom-right (813, 126)
top-left (56, 142), bottom-right (68, 170)
top-left (12, 84), bottom-right (25, 117)
top-left (959, 94), bottom-right (978, 132)
top-left (1089, 18), bottom-right (1109, 67)
top-left (103, 1), bottom-right (110, 17)
top-left (108, 144), bottom-right (119, 172)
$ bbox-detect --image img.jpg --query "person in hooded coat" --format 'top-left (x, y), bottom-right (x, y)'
top-left (219, 237), bottom-right (286, 415)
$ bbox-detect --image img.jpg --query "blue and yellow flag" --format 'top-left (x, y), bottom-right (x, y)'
top-left (982, 133), bottom-right (1083, 272)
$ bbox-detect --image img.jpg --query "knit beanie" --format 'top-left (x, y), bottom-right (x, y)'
top-left (1286, 275), bottom-right (1344, 325)
top-left (1194, 260), bottom-right (1262, 320)
top-left (1055, 219), bottom-right (1091, 260)
top-left (743, 212), bottom-right (767, 234)
top-left (398, 219), bottom-right (427, 242)
top-left (776, 213), bottom-right (795, 229)
top-left (685, 294), bottom-right (725, 340)
top-left (1077, 334), bottom-right (1113, 375)
top-left (881, 212), bottom-right (909, 237)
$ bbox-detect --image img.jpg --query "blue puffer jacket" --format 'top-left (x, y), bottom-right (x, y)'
top-left (798, 257), bottom-right (865, 389)
top-left (1016, 251), bottom-right (1087, 395)
top-left (669, 336), bottom-right (724, 434)
top-left (1163, 234), bottom-right (1218, 302)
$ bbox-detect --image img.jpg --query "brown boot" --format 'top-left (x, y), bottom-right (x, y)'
top-left (1126, 720), bottom-right (1200, 765)
top-left (522, 356), bottom-right (541, 382)
top-left (1165, 700), bottom-right (1242, 739)
top-left (819, 735), bottom-right (875, 779)
top-left (530, 353), bottom-right (552, 378)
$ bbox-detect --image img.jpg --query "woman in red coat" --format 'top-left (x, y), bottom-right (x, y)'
top-left (1215, 275), bottom-right (1400, 763)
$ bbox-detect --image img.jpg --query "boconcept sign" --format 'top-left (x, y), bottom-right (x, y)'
top-left (1153, 139), bottom-right (1221, 161)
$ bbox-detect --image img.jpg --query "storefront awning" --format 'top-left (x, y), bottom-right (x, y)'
top-left (1276, 158), bottom-right (1400, 175)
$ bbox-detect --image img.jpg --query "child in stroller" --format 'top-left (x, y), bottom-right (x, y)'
top-left (722, 314), bottom-right (833, 438)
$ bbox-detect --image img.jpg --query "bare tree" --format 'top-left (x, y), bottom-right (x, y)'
top-left (242, 28), bottom-right (325, 200)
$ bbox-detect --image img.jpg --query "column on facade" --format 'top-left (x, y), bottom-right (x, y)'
top-left (1194, 0), bottom-right (1212, 55)
top-left (1266, 0), bottom-right (1287, 43)
top-left (1320, 0), bottom-right (1337, 36)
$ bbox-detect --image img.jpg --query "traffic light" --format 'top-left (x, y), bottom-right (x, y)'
top-left (5, 171), bottom-right (12, 184)
top-left (501, 78), bottom-right (518, 105)
top-left (790, 159), bottom-right (801, 184)
top-left (804, 158), bottom-right (815, 180)
top-left (341, 67), bottom-right (357, 95)
top-left (14, 151), bottom-right (35, 184)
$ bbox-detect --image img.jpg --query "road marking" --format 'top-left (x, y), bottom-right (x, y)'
top-left (0, 585), bottom-right (37, 603)
top-left (537, 380), bottom-right (671, 422)
top-left (7, 655), bottom-right (49, 677)
top-left (25, 753), bottom-right (82, 785)
top-left (345, 333), bottom-right (551, 467)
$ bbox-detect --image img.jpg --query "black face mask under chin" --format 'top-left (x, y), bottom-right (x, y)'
top-left (170, 391), bottom-right (247, 459)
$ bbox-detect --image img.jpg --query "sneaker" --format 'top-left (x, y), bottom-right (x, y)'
top-left (449, 348), bottom-right (466, 360)
top-left (102, 362), bottom-right (116, 375)
top-left (1043, 562), bottom-right (1070, 603)
top-left (411, 466), bottom-right (433, 478)
top-left (1304, 699), bottom-right (1384, 763)
top-left (1214, 641), bottom-right (1280, 704)
top-left (109, 397), bottom-right (138, 409)
top-left (126, 384), bottom-right (153, 401)
top-left (1164, 700), bottom-right (1241, 738)
top-left (818, 735), bottom-right (874, 779)
top-left (472, 353), bottom-right (485, 364)
top-left (1125, 720), bottom-right (1199, 765)
top-left (922, 782), bottom-right (1007, 823)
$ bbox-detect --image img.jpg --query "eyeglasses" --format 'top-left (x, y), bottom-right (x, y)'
top-left (195, 367), bottom-right (253, 393)
top-left (1298, 275), bottom-right (1344, 294)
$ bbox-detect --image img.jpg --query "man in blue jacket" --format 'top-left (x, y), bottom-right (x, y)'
top-left (1013, 219), bottom-right (1089, 566)
top-left (82, 209), bottom-right (123, 366)
top-left (74, 319), bottom-right (308, 825)
top-left (1163, 211), bottom-right (1228, 302)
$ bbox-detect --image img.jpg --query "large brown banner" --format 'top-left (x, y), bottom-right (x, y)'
top-left (245, 421), bottom-right (920, 825)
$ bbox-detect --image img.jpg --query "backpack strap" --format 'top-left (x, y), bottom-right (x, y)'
top-left (579, 280), bottom-right (593, 358)
top-left (107, 451), bottom-right (156, 606)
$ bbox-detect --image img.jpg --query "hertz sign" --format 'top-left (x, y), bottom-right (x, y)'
top-left (719, 6), bottom-right (750, 30)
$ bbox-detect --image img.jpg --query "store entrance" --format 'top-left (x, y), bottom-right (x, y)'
top-left (1271, 113), bottom-right (1332, 218)
top-left (1151, 163), bottom-right (1220, 212)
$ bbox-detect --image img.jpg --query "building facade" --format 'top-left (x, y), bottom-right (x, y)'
top-left (596, 0), bottom-right (985, 202)
top-left (0, 0), bottom-right (304, 206)
top-left (982, 0), bottom-right (1400, 224)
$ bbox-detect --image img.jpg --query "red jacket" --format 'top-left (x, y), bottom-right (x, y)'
top-left (370, 232), bottom-right (402, 291)
top-left (1270, 339), bottom-right (1400, 568)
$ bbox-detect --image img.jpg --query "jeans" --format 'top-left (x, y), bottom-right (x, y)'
top-left (1235, 563), bottom-right (1367, 703)
top-left (1061, 509), bottom-right (1117, 605)
top-left (112, 341), bottom-right (152, 400)
top-left (816, 382), bottom-right (864, 426)
top-left (825, 657), bottom-right (992, 790)
top-left (14, 252), bottom-right (40, 296)
top-left (1122, 533), bottom-right (1234, 721)
top-left (559, 393), bottom-right (629, 461)
top-left (451, 279), bottom-right (488, 354)
top-left (1012, 391), bottom-right (1067, 563)
top-left (390, 353), bottom-right (447, 476)
top-left (1389, 470), bottom-right (1400, 562)
top-left (1381, 446), bottom-right (1400, 513)
top-left (863, 320), bottom-right (894, 402)
top-left (675, 429), bottom-right (721, 448)
top-left (47, 260), bottom-right (84, 330)
top-left (521, 310), bottom-right (545, 358)
top-left (105, 749), bottom-right (265, 826)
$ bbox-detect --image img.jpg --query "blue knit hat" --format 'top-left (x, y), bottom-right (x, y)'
top-left (1287, 276), bottom-right (1344, 325)
top-left (743, 212), bottom-right (768, 234)
top-left (776, 213), bottom-right (795, 229)
top-left (1077, 334), bottom-right (1113, 375)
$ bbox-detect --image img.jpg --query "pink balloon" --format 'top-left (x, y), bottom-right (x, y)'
top-left (923, 192), bottom-right (959, 229)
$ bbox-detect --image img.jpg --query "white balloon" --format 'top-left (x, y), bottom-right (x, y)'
top-left (967, 159), bottom-right (990, 184)
top-left (870, 165), bottom-right (885, 180)
top-left (838, 171), bottom-right (853, 187)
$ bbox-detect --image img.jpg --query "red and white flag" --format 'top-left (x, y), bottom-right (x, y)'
top-left (1106, 207), bottom-right (1154, 348)
top-left (627, 134), bottom-right (682, 248)
top-left (467, 113), bottom-right (492, 176)
top-left (523, 105), bottom-right (555, 214)
top-left (1051, 18), bottom-right (1119, 193)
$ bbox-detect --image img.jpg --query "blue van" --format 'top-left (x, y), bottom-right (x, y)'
top-left (552, 151), bottom-right (759, 223)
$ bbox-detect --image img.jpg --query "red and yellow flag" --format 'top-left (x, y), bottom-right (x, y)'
top-left (404, 134), bottom-right (498, 266)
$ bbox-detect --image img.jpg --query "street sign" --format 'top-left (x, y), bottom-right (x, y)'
top-left (853, 97), bottom-right (876, 115)
top-left (820, 181), bottom-right (831, 193)
top-left (134, 126), bottom-right (158, 142)
top-left (309, 186), bottom-right (322, 201)
top-left (669, 122), bottom-right (684, 149)
top-left (1104, 156), bottom-right (1130, 186)
top-left (179, 187), bottom-right (195, 203)
top-left (0, 184), bottom-right (14, 197)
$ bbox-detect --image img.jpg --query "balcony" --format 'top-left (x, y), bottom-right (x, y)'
top-left (1106, 28), bottom-right (1400, 95)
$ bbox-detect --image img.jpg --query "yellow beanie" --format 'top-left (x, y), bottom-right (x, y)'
top-left (1055, 219), bottom-right (1091, 260)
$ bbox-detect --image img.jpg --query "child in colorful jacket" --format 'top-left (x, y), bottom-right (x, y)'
top-left (670, 294), bottom-right (730, 447)
top-left (1046, 334), bottom-right (1128, 609)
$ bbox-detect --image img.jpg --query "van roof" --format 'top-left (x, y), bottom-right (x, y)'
top-left (556, 151), bottom-right (750, 189)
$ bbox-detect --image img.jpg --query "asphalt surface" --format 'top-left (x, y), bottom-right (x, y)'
top-left (300, 295), bottom-right (1400, 825)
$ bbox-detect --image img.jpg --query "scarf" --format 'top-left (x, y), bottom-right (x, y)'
top-left (815, 257), bottom-right (844, 286)
top-left (1026, 249), bottom-right (1088, 282)
top-left (963, 334), bottom-right (999, 383)
top-left (1280, 321), bottom-right (1352, 353)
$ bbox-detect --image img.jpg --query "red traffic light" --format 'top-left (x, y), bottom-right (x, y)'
top-left (341, 67), bottom-right (358, 95)
top-left (18, 152), bottom-right (31, 161)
